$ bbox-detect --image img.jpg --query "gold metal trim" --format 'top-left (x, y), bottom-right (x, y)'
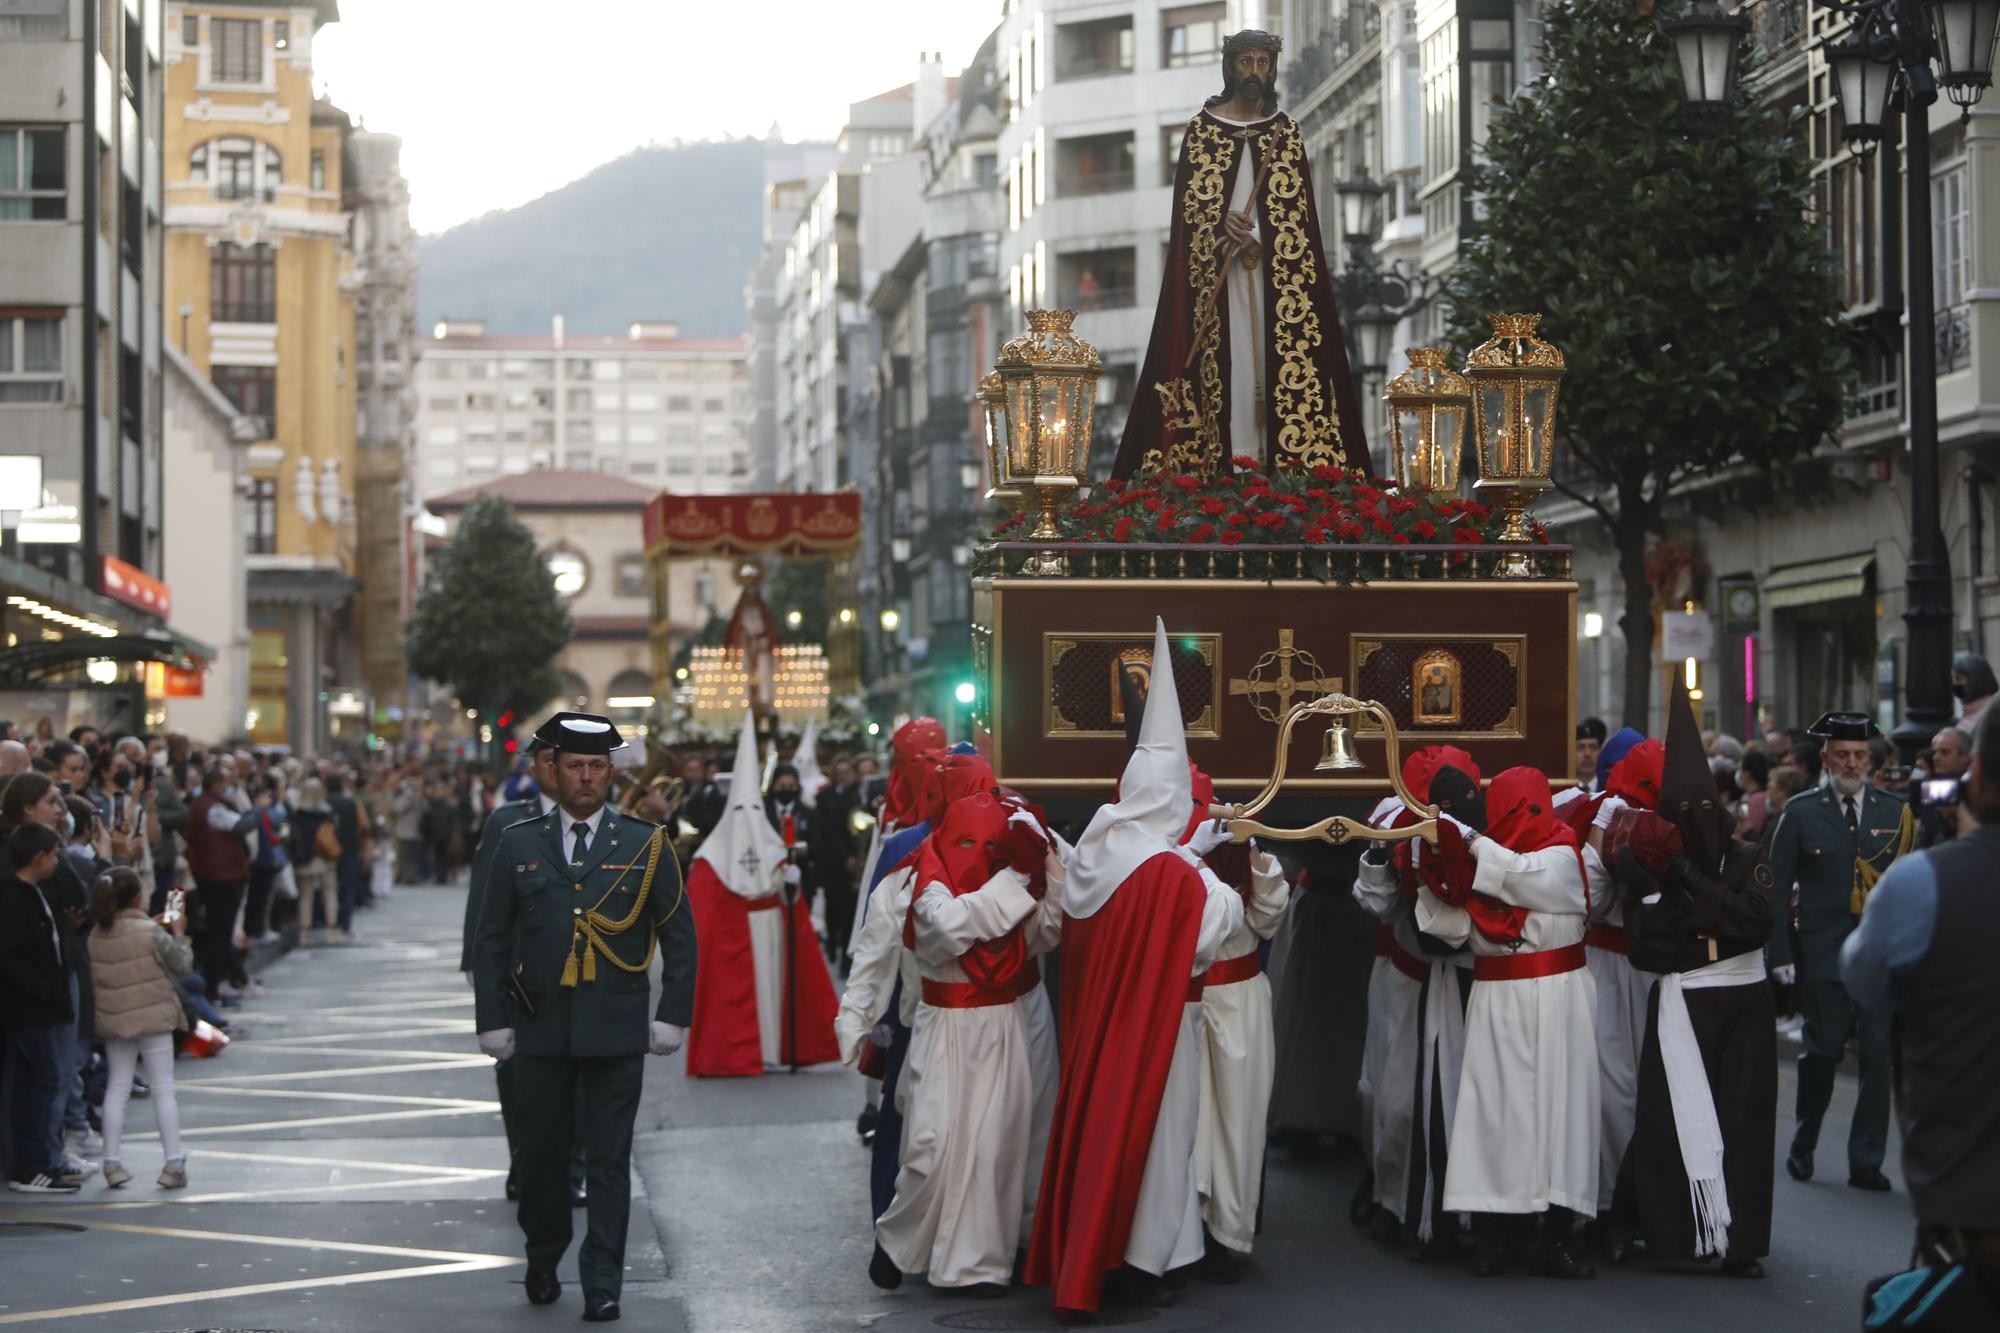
top-left (1412, 648), bottom-right (1464, 727)
top-left (986, 578), bottom-right (1580, 593)
top-left (1222, 694), bottom-right (1438, 846)
top-left (1347, 632), bottom-right (1530, 740)
top-left (1043, 631), bottom-right (1221, 738)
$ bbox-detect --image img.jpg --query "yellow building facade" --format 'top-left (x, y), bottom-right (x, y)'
top-left (162, 2), bottom-right (361, 753)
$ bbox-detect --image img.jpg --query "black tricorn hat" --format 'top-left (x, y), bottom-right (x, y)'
top-left (1807, 711), bottom-right (1876, 743)
top-left (532, 711), bottom-right (627, 756)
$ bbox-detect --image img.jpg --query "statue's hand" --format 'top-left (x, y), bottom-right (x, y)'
top-left (1223, 209), bottom-right (1256, 250)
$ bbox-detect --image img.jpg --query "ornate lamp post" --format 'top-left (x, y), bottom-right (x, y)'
top-left (975, 371), bottom-right (1022, 505)
top-left (1463, 314), bottom-right (1564, 578)
top-left (1382, 348), bottom-right (1473, 493)
top-left (1663, 0), bottom-right (1750, 111)
top-left (1330, 170), bottom-right (1431, 473)
top-left (994, 309), bottom-right (1102, 575)
top-left (1717, 0), bottom-right (1997, 755)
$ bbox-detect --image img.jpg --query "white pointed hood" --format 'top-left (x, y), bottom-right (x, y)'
top-left (1062, 618), bottom-right (1194, 919)
top-left (694, 710), bottom-right (788, 896)
top-left (791, 716), bottom-right (826, 809)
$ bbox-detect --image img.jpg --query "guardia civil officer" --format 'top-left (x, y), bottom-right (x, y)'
top-left (1766, 711), bottom-right (1915, 1192)
top-left (473, 712), bottom-right (698, 1322)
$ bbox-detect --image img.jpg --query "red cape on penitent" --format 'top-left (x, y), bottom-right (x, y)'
top-left (683, 858), bottom-right (842, 1076)
top-left (1025, 850), bottom-right (1207, 1313)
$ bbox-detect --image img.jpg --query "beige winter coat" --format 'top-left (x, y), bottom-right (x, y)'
top-left (88, 910), bottom-right (190, 1039)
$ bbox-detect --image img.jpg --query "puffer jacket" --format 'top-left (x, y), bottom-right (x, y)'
top-left (88, 910), bottom-right (190, 1039)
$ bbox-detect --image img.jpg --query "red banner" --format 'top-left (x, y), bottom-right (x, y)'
top-left (643, 492), bottom-right (862, 557)
top-left (100, 556), bottom-right (171, 618)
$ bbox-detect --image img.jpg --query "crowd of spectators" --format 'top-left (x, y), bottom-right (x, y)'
top-left (0, 719), bottom-right (498, 1194)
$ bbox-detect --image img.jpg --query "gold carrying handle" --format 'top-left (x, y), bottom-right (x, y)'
top-left (1222, 694), bottom-right (1439, 847)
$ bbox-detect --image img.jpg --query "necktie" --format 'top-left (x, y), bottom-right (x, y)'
top-left (1843, 796), bottom-right (1858, 836)
top-left (571, 821), bottom-right (590, 866)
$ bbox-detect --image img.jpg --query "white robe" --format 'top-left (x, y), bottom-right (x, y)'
top-left (1353, 854), bottom-right (1426, 1218)
top-left (876, 871), bottom-right (1063, 1288)
top-left (1586, 900), bottom-right (1656, 1213)
top-left (1423, 839), bottom-right (1606, 1218)
top-left (1196, 852), bottom-right (1291, 1251)
top-left (1126, 853), bottom-right (1246, 1275)
top-left (726, 857), bottom-right (792, 1070)
top-left (835, 865), bottom-right (919, 1066)
top-left (1211, 108), bottom-right (1276, 463)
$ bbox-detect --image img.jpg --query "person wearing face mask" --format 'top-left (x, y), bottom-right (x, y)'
top-left (1765, 712), bottom-right (1915, 1192)
top-left (1952, 651), bottom-right (1997, 726)
top-left (763, 763), bottom-right (816, 916)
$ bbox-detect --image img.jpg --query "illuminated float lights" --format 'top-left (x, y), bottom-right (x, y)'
top-left (6, 595), bottom-right (119, 637)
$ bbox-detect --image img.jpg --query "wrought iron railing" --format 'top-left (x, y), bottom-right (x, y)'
top-left (1936, 304), bottom-right (1971, 374)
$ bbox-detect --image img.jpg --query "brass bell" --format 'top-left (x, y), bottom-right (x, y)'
top-left (1315, 717), bottom-right (1365, 772)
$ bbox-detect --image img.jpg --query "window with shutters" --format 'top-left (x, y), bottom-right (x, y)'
top-left (212, 17), bottom-right (262, 83)
top-left (211, 365), bottom-right (274, 425)
top-left (246, 478), bottom-right (277, 554)
top-left (211, 242), bottom-right (276, 322)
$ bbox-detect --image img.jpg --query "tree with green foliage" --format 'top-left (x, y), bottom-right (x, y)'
top-left (1445, 0), bottom-right (1851, 725)
top-left (406, 495), bottom-right (573, 722)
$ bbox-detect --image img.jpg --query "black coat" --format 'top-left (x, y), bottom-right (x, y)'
top-left (0, 876), bottom-right (74, 1027)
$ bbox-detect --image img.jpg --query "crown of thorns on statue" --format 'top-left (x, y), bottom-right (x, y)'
top-left (1208, 30), bottom-right (1283, 113)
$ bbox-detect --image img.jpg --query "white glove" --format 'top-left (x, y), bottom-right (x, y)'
top-left (781, 863), bottom-right (802, 887)
top-left (1438, 812), bottom-right (1480, 843)
top-left (648, 1021), bottom-right (685, 1057)
top-left (477, 1028), bottom-right (516, 1061)
top-left (1592, 795), bottom-right (1629, 831)
top-left (1184, 818), bottom-right (1233, 857)
top-left (1770, 964), bottom-right (1796, 986)
top-left (1007, 807), bottom-right (1047, 838)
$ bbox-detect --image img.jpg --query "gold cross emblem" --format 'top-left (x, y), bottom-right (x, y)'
top-left (1230, 629), bottom-right (1341, 723)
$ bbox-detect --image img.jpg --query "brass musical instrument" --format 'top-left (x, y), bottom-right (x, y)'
top-left (1224, 694), bottom-right (1439, 847)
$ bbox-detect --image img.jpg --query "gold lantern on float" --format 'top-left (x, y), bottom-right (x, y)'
top-left (995, 309), bottom-right (1101, 574)
top-left (1383, 348), bottom-right (1472, 493)
top-left (1463, 313), bottom-right (1564, 577)
top-left (976, 372), bottom-right (1022, 505)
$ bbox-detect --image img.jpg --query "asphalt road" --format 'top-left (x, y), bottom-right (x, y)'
top-left (0, 882), bottom-right (1914, 1332)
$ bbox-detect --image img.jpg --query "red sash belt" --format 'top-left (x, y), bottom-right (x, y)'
top-left (1203, 951), bottom-right (1262, 988)
top-left (1473, 942), bottom-right (1587, 983)
top-left (920, 961), bottom-right (1042, 1010)
top-left (1186, 976), bottom-right (1206, 1004)
top-left (1375, 922), bottom-right (1427, 982)
top-left (746, 895), bottom-right (785, 913)
top-left (1584, 923), bottom-right (1628, 955)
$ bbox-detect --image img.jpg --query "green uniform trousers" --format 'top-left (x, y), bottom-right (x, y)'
top-left (1792, 976), bottom-right (1892, 1173)
top-left (511, 1052), bottom-right (644, 1295)
top-left (493, 1056), bottom-right (585, 1192)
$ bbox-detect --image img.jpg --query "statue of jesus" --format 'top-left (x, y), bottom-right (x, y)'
top-left (1112, 29), bottom-right (1370, 480)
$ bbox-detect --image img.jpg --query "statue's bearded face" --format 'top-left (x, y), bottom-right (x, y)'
top-left (1227, 48), bottom-right (1274, 105)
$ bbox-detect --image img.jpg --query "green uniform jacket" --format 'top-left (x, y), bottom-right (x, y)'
top-left (1767, 783), bottom-right (1913, 981)
top-left (472, 808), bottom-right (698, 1059)
top-left (460, 796), bottom-right (540, 973)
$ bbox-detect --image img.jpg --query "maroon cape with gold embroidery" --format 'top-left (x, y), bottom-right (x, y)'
top-left (1112, 108), bottom-right (1369, 480)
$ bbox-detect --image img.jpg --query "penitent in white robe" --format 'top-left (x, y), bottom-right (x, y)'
top-left (1126, 852), bottom-right (1247, 1276)
top-left (1423, 839), bottom-right (1607, 1218)
top-left (835, 865), bottom-right (920, 1068)
top-left (1196, 851), bottom-right (1292, 1252)
top-left (875, 870), bottom-right (1063, 1287)
top-left (1353, 854), bottom-right (1426, 1219)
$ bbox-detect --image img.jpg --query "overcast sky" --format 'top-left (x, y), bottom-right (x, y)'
top-left (314, 1), bottom-right (1003, 236)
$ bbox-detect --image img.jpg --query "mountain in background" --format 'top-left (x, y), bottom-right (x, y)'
top-left (417, 137), bottom-right (821, 339)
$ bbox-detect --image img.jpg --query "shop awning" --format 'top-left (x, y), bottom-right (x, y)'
top-left (0, 634), bottom-right (203, 685)
top-left (1763, 553), bottom-right (1875, 610)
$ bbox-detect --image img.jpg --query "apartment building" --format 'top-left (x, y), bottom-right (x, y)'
top-left (745, 142), bottom-right (840, 493)
top-left (414, 317), bottom-right (749, 500)
top-left (0, 0), bottom-right (192, 733)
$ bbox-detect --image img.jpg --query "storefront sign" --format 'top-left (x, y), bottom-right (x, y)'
top-left (1660, 610), bottom-right (1715, 663)
top-left (101, 556), bottom-right (172, 618)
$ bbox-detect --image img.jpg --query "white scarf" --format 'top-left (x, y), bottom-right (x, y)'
top-left (1655, 946), bottom-right (1766, 1258)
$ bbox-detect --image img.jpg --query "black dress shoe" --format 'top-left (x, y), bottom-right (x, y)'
top-left (1785, 1147), bottom-right (1814, 1181)
top-left (1369, 1209), bottom-right (1403, 1246)
top-left (1348, 1168), bottom-right (1378, 1226)
top-left (1603, 1223), bottom-right (1634, 1266)
top-left (1721, 1258), bottom-right (1766, 1279)
top-left (524, 1269), bottom-right (560, 1305)
top-left (569, 1181), bottom-right (588, 1208)
top-left (505, 1174), bottom-right (519, 1202)
top-left (1471, 1232), bottom-right (1511, 1278)
top-left (1103, 1265), bottom-right (1173, 1308)
top-left (1200, 1242), bottom-right (1241, 1284)
top-left (937, 1282), bottom-right (1008, 1299)
top-left (582, 1291), bottom-right (620, 1322)
top-left (1541, 1237), bottom-right (1597, 1280)
top-left (868, 1241), bottom-right (903, 1291)
top-left (1848, 1165), bottom-right (1892, 1191)
top-left (856, 1106), bottom-right (878, 1142)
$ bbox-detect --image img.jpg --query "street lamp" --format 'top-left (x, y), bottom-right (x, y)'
top-left (1715, 0), bottom-right (1997, 755)
top-left (1330, 170), bottom-right (1429, 472)
top-left (1663, 0), bottom-right (1750, 112)
top-left (1334, 169), bottom-right (1382, 247)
